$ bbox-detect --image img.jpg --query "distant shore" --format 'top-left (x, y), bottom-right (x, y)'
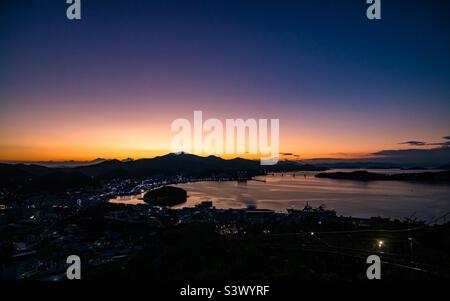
top-left (316, 170), bottom-right (450, 183)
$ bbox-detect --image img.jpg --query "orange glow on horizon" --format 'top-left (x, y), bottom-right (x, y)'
top-left (0, 103), bottom-right (445, 162)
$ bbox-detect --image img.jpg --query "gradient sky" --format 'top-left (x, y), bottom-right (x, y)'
top-left (1, 0), bottom-right (449, 161)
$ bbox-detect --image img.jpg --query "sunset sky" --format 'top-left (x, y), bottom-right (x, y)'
top-left (1, 0), bottom-right (449, 161)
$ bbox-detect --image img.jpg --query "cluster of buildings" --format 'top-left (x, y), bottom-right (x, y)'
top-left (0, 174), bottom-right (404, 281)
top-left (0, 190), bottom-right (349, 281)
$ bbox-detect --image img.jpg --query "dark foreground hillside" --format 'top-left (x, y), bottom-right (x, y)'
top-left (2, 201), bottom-right (449, 281)
top-left (85, 222), bottom-right (450, 281)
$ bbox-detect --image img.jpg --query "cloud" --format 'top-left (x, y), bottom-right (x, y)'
top-left (399, 141), bottom-right (427, 146)
top-left (372, 146), bottom-right (450, 165)
top-left (427, 136), bottom-right (450, 146)
top-left (280, 152), bottom-right (300, 157)
top-left (398, 137), bottom-right (450, 147)
top-left (427, 141), bottom-right (450, 146)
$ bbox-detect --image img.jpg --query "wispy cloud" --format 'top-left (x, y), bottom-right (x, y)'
top-left (399, 141), bottom-right (427, 146)
top-left (427, 141), bottom-right (450, 146)
top-left (371, 146), bottom-right (450, 165)
top-left (280, 152), bottom-right (300, 157)
top-left (398, 136), bottom-right (450, 147)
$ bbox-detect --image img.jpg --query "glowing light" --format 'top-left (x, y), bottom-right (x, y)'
top-left (377, 240), bottom-right (384, 248)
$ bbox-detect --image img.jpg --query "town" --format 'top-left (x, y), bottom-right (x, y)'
top-left (1, 173), bottom-right (449, 280)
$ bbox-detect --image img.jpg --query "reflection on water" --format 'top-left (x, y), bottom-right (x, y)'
top-left (110, 170), bottom-right (450, 222)
top-left (110, 194), bottom-right (146, 205)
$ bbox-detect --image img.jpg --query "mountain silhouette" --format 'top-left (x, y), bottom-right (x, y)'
top-left (0, 153), bottom-right (327, 190)
top-left (69, 153), bottom-right (327, 178)
top-left (0, 163), bottom-right (98, 192)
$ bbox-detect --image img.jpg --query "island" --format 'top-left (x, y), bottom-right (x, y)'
top-left (143, 186), bottom-right (187, 206)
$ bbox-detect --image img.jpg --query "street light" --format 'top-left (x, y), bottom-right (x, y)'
top-left (377, 240), bottom-right (384, 248)
top-left (408, 237), bottom-right (413, 259)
